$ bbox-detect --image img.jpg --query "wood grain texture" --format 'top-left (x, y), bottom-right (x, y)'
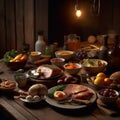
top-left (35, 0), bottom-right (48, 43)
top-left (0, 0), bottom-right (6, 56)
top-left (24, 0), bottom-right (34, 51)
top-left (5, 0), bottom-right (16, 50)
top-left (15, 0), bottom-right (24, 52)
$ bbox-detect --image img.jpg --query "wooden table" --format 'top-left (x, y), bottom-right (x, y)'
top-left (0, 60), bottom-right (120, 120)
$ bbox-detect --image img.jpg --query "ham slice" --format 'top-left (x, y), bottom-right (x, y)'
top-left (63, 84), bottom-right (94, 100)
top-left (36, 64), bottom-right (61, 78)
top-left (72, 90), bottom-right (94, 100)
top-left (63, 84), bottom-right (88, 95)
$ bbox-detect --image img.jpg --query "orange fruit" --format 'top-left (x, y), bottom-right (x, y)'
top-left (96, 72), bottom-right (106, 80)
top-left (94, 77), bottom-right (104, 86)
top-left (104, 77), bottom-right (112, 86)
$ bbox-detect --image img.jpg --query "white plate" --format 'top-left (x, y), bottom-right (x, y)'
top-left (20, 98), bottom-right (42, 103)
top-left (45, 84), bottom-right (97, 110)
top-left (27, 69), bottom-right (62, 81)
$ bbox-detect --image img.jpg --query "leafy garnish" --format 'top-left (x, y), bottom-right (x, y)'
top-left (48, 84), bottom-right (67, 98)
top-left (87, 59), bottom-right (94, 66)
top-left (3, 49), bottom-right (18, 64)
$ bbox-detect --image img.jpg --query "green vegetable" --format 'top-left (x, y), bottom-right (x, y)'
top-left (3, 49), bottom-right (18, 64)
top-left (48, 84), bottom-right (66, 98)
top-left (87, 59), bottom-right (94, 66)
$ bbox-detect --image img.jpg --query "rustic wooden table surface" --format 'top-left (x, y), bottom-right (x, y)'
top-left (0, 60), bottom-right (120, 120)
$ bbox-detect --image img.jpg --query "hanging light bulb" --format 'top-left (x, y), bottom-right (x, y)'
top-left (75, 9), bottom-right (82, 17)
top-left (75, 0), bottom-right (82, 18)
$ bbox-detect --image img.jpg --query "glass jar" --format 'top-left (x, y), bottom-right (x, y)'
top-left (14, 73), bottom-right (27, 88)
top-left (45, 46), bottom-right (52, 56)
top-left (64, 34), bottom-right (81, 51)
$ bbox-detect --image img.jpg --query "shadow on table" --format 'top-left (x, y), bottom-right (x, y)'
top-left (48, 103), bottom-right (97, 116)
top-left (0, 104), bottom-right (17, 120)
top-left (23, 100), bottom-right (48, 109)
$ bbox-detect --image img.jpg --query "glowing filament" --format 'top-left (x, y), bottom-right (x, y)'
top-left (75, 9), bottom-right (82, 17)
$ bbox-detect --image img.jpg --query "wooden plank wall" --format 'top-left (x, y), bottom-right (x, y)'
top-left (0, 0), bottom-right (6, 56)
top-left (0, 0), bottom-right (48, 58)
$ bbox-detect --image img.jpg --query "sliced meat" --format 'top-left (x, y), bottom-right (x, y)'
top-left (63, 84), bottom-right (88, 96)
top-left (72, 89), bottom-right (94, 100)
top-left (36, 64), bottom-right (61, 78)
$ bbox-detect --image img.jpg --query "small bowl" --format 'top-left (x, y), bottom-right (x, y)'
top-left (97, 88), bottom-right (119, 104)
top-left (50, 58), bottom-right (65, 67)
top-left (29, 51), bottom-right (41, 62)
top-left (55, 50), bottom-right (74, 61)
top-left (80, 59), bottom-right (108, 75)
top-left (63, 63), bottom-right (81, 75)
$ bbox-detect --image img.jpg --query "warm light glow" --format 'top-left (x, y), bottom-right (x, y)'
top-left (75, 9), bottom-right (82, 17)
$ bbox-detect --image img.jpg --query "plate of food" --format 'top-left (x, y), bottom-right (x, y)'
top-left (18, 84), bottom-right (48, 104)
top-left (0, 79), bottom-right (17, 91)
top-left (27, 64), bottom-right (63, 81)
top-left (45, 84), bottom-right (97, 110)
top-left (20, 95), bottom-right (44, 103)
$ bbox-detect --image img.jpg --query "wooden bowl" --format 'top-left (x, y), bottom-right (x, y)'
top-left (7, 60), bottom-right (27, 70)
top-left (80, 59), bottom-right (108, 75)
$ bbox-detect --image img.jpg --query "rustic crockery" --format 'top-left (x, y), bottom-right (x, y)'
top-left (97, 88), bottom-right (119, 104)
top-left (14, 73), bottom-right (27, 88)
top-left (50, 58), bottom-right (65, 67)
top-left (55, 50), bottom-right (74, 61)
top-left (29, 51), bottom-right (41, 63)
top-left (80, 59), bottom-right (108, 75)
top-left (63, 63), bottom-right (81, 75)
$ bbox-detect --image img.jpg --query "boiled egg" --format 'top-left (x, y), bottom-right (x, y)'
top-left (26, 95), bottom-right (33, 101)
top-left (33, 95), bottom-right (40, 101)
top-left (54, 91), bottom-right (67, 101)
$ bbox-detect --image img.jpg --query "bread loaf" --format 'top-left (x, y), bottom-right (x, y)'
top-left (110, 71), bottom-right (120, 83)
top-left (28, 84), bottom-right (48, 96)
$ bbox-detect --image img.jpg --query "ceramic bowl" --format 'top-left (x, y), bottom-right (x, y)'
top-left (29, 51), bottom-right (41, 62)
top-left (97, 88), bottom-right (119, 104)
top-left (63, 63), bottom-right (81, 75)
top-left (50, 58), bottom-right (65, 67)
top-left (55, 50), bottom-right (74, 61)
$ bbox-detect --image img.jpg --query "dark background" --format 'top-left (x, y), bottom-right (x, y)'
top-left (0, 0), bottom-right (120, 57)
